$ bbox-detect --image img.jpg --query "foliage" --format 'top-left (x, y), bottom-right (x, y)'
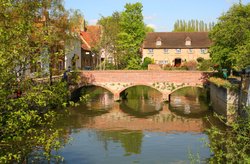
top-left (97, 12), bottom-right (121, 69)
top-left (126, 57), bottom-right (142, 70)
top-left (96, 62), bottom-right (116, 70)
top-left (163, 64), bottom-right (188, 70)
top-left (198, 59), bottom-right (215, 71)
top-left (173, 19), bottom-right (215, 32)
top-left (141, 57), bottom-right (154, 70)
top-left (0, 0), bottom-right (80, 162)
top-left (209, 77), bottom-right (238, 90)
top-left (197, 57), bottom-right (205, 63)
top-left (145, 25), bottom-right (155, 33)
top-left (209, 3), bottom-right (250, 70)
top-left (182, 60), bottom-right (197, 70)
top-left (206, 107), bottom-right (250, 163)
top-left (0, 82), bottom-right (69, 163)
top-left (117, 2), bottom-right (146, 69)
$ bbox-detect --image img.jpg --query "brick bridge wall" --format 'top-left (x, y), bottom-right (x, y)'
top-left (70, 70), bottom-right (210, 101)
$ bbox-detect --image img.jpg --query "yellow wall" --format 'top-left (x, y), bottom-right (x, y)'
top-left (142, 48), bottom-right (210, 65)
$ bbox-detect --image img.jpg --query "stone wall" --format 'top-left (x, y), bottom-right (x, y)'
top-left (210, 83), bottom-right (238, 123)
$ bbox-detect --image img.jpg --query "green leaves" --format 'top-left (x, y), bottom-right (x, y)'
top-left (210, 3), bottom-right (250, 70)
top-left (0, 1), bottom-right (74, 162)
top-left (117, 2), bottom-right (146, 69)
top-left (207, 107), bottom-right (250, 163)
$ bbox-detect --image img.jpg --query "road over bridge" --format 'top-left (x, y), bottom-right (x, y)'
top-left (69, 70), bottom-right (210, 101)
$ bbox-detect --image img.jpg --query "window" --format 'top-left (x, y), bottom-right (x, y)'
top-left (185, 37), bottom-right (191, 46)
top-left (176, 49), bottom-right (181, 54)
top-left (148, 49), bottom-right (154, 54)
top-left (156, 37), bottom-right (162, 46)
top-left (156, 40), bottom-right (162, 46)
top-left (164, 49), bottom-right (169, 54)
top-left (188, 49), bottom-right (194, 54)
top-left (158, 60), bottom-right (168, 64)
top-left (200, 48), bottom-right (207, 54)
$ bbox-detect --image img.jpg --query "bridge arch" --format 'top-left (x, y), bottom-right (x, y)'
top-left (70, 84), bottom-right (116, 101)
top-left (118, 84), bottom-right (163, 95)
top-left (168, 85), bottom-right (204, 102)
top-left (117, 84), bottom-right (164, 101)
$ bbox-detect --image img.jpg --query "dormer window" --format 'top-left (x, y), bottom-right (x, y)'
top-left (156, 37), bottom-right (162, 46)
top-left (185, 37), bottom-right (191, 46)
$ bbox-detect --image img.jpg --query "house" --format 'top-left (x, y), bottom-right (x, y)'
top-left (64, 25), bottom-right (103, 71)
top-left (80, 25), bottom-right (102, 69)
top-left (142, 32), bottom-right (212, 67)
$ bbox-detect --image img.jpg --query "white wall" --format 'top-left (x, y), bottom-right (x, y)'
top-left (65, 38), bottom-right (82, 70)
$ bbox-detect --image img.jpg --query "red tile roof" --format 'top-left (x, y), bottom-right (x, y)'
top-left (80, 25), bottom-right (101, 51)
top-left (143, 32), bottom-right (211, 49)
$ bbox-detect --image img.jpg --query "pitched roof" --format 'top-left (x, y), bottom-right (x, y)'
top-left (143, 32), bottom-right (211, 49)
top-left (80, 25), bottom-right (102, 51)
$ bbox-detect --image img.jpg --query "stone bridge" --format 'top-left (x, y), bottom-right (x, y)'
top-left (69, 70), bottom-right (211, 101)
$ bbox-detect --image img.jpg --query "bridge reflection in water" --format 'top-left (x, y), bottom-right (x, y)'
top-left (57, 86), bottom-right (219, 163)
top-left (69, 86), bottom-right (210, 133)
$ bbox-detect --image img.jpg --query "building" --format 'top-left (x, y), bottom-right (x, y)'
top-left (142, 32), bottom-right (212, 67)
top-left (80, 25), bottom-right (102, 69)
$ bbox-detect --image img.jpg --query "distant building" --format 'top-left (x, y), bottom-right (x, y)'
top-left (80, 25), bottom-right (102, 70)
top-left (142, 32), bottom-right (212, 67)
top-left (65, 25), bottom-right (103, 71)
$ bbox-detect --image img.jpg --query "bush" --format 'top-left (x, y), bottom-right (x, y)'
top-left (198, 59), bottom-right (214, 71)
top-left (207, 107), bottom-right (250, 163)
top-left (197, 57), bottom-right (205, 63)
top-left (182, 60), bottom-right (197, 70)
top-left (141, 57), bottom-right (154, 69)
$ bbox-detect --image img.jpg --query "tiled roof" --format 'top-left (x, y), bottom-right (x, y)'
top-left (80, 25), bottom-right (101, 51)
top-left (143, 32), bottom-right (211, 49)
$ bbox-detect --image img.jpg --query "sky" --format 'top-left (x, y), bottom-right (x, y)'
top-left (64, 0), bottom-right (250, 32)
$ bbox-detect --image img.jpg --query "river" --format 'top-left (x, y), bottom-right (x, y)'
top-left (55, 86), bottom-right (222, 164)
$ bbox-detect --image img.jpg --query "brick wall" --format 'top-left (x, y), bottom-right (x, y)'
top-left (80, 70), bottom-right (208, 86)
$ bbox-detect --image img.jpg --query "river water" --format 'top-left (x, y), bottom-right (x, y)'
top-left (56, 86), bottom-right (220, 164)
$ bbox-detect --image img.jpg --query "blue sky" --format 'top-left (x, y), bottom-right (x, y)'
top-left (64, 0), bottom-right (250, 32)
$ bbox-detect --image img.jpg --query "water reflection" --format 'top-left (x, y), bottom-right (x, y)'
top-left (169, 87), bottom-right (210, 118)
top-left (120, 86), bottom-right (163, 117)
top-left (96, 130), bottom-right (143, 156)
top-left (57, 86), bottom-right (216, 163)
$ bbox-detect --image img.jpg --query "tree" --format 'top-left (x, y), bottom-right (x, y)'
top-left (173, 19), bottom-right (214, 32)
top-left (0, 0), bottom-right (81, 162)
top-left (117, 2), bottom-right (146, 69)
top-left (145, 25), bottom-right (155, 33)
top-left (209, 3), bottom-right (250, 70)
top-left (97, 12), bottom-right (121, 69)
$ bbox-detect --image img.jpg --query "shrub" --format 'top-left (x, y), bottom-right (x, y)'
top-left (183, 60), bottom-right (197, 70)
top-left (198, 59), bottom-right (215, 71)
top-left (141, 57), bottom-right (154, 69)
top-left (197, 57), bottom-right (205, 63)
